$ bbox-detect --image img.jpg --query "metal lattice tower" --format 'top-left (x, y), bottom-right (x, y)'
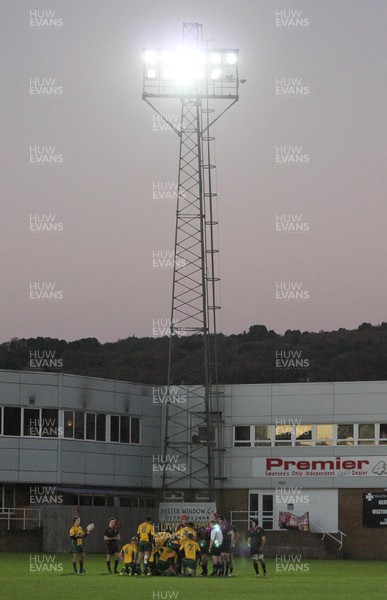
top-left (143, 23), bottom-right (239, 500)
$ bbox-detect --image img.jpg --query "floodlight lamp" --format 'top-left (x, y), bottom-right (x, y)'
top-left (144, 49), bottom-right (158, 64)
top-left (210, 52), bottom-right (221, 65)
top-left (225, 52), bottom-right (237, 65)
top-left (210, 68), bottom-right (222, 80)
top-left (160, 51), bottom-right (174, 65)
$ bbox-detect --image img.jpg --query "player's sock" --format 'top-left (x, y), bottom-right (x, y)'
top-left (253, 561), bottom-right (259, 574)
top-left (79, 560), bottom-right (84, 572)
top-left (72, 561), bottom-right (77, 573)
top-left (201, 563), bottom-right (208, 575)
top-left (106, 560), bottom-right (111, 573)
top-left (218, 561), bottom-right (224, 575)
top-left (114, 559), bottom-right (119, 573)
top-left (229, 565), bottom-right (233, 574)
top-left (261, 560), bottom-right (267, 575)
top-left (212, 564), bottom-right (218, 575)
top-left (225, 561), bottom-right (230, 576)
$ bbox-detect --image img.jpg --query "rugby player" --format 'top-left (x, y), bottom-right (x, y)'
top-left (120, 536), bottom-right (138, 575)
top-left (103, 517), bottom-right (121, 574)
top-left (209, 520), bottom-right (223, 576)
top-left (180, 532), bottom-right (201, 576)
top-left (217, 515), bottom-right (235, 576)
top-left (136, 516), bottom-right (154, 576)
top-left (69, 516), bottom-right (89, 574)
top-left (247, 519), bottom-right (267, 577)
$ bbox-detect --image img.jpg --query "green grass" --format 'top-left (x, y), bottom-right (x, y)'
top-left (0, 554), bottom-right (386, 600)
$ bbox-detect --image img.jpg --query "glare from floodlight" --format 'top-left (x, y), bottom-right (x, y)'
top-left (210, 68), bottom-right (222, 80)
top-left (160, 51), bottom-right (174, 65)
top-left (146, 68), bottom-right (157, 79)
top-left (162, 68), bottom-right (174, 80)
top-left (144, 49), bottom-right (158, 64)
top-left (225, 52), bottom-right (237, 65)
top-left (210, 52), bottom-right (222, 65)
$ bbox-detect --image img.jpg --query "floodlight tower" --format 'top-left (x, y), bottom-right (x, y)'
top-left (143, 23), bottom-right (239, 501)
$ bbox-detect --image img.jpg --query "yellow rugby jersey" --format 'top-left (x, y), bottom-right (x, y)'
top-left (159, 546), bottom-right (177, 562)
top-left (178, 526), bottom-right (197, 541)
top-left (121, 543), bottom-right (137, 563)
top-left (137, 521), bottom-right (154, 542)
top-left (181, 539), bottom-right (201, 561)
top-left (69, 525), bottom-right (84, 546)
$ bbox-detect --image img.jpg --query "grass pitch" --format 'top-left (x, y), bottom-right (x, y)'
top-left (0, 554), bottom-right (386, 600)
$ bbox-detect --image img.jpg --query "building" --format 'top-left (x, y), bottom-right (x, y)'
top-left (0, 369), bottom-right (386, 558)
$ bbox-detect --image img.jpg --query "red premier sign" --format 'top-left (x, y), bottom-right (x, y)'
top-left (252, 456), bottom-right (387, 478)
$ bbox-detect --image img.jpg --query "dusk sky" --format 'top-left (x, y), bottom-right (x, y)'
top-left (1, 0), bottom-right (386, 343)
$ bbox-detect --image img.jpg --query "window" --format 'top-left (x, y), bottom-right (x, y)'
top-left (23, 408), bottom-right (40, 436)
top-left (316, 424), bottom-right (333, 446)
top-left (64, 411), bottom-right (74, 438)
top-left (96, 414), bottom-right (106, 441)
top-left (254, 425), bottom-right (271, 446)
top-left (41, 409), bottom-right (59, 437)
top-left (234, 426), bottom-right (251, 446)
top-left (110, 415), bottom-right (141, 444)
top-left (86, 413), bottom-right (96, 440)
top-left (23, 409), bottom-right (59, 437)
top-left (110, 416), bottom-right (120, 442)
top-left (337, 424), bottom-right (354, 445)
top-left (275, 425), bottom-right (292, 446)
top-left (120, 416), bottom-right (129, 444)
top-left (74, 412), bottom-right (84, 440)
top-left (379, 424), bottom-right (387, 445)
top-left (296, 425), bottom-right (312, 446)
top-left (358, 424), bottom-right (375, 445)
top-left (4, 407), bottom-right (21, 436)
top-left (131, 417), bottom-right (140, 444)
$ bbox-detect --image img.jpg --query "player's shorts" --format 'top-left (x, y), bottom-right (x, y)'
top-left (198, 540), bottom-right (210, 554)
top-left (106, 542), bottom-right (119, 554)
top-left (221, 540), bottom-right (232, 553)
top-left (211, 546), bottom-right (222, 556)
top-left (182, 558), bottom-right (197, 571)
top-left (158, 558), bottom-right (174, 570)
top-left (71, 543), bottom-right (84, 554)
top-left (138, 541), bottom-right (152, 553)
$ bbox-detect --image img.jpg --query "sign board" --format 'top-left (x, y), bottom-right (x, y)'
top-left (363, 492), bottom-right (387, 527)
top-left (253, 456), bottom-right (387, 478)
top-left (158, 502), bottom-right (216, 525)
